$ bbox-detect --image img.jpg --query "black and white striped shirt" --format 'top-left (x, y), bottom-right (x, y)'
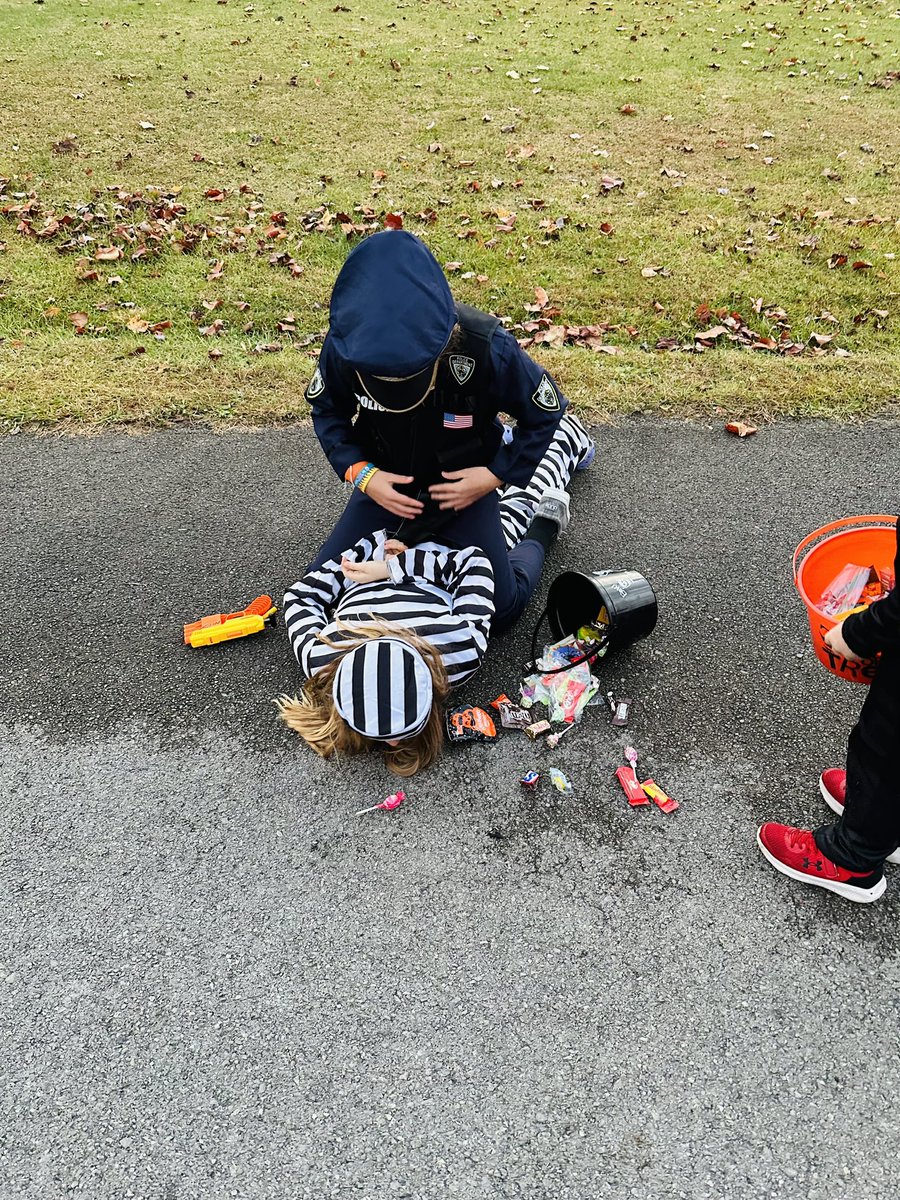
top-left (283, 530), bottom-right (495, 687)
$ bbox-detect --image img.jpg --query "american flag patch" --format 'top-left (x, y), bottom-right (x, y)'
top-left (444, 412), bottom-right (473, 429)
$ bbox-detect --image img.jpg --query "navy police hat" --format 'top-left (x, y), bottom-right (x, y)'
top-left (329, 230), bottom-right (456, 412)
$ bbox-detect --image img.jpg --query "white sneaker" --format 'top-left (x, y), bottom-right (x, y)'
top-left (533, 487), bottom-right (570, 535)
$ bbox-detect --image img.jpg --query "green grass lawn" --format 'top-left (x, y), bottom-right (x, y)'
top-left (0, 0), bottom-right (897, 428)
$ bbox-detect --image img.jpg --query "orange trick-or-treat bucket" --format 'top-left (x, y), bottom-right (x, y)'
top-left (793, 514), bottom-right (898, 685)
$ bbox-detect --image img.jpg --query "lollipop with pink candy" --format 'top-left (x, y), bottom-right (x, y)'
top-left (356, 790), bottom-right (406, 817)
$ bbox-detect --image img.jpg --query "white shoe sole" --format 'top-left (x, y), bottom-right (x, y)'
top-left (818, 777), bottom-right (900, 865)
top-left (757, 829), bottom-right (886, 903)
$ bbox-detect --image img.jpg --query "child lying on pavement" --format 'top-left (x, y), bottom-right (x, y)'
top-left (276, 532), bottom-right (494, 776)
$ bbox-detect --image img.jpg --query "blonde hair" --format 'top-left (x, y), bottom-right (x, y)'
top-left (275, 618), bottom-right (450, 777)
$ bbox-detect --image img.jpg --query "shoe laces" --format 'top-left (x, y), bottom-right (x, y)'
top-left (786, 826), bottom-right (816, 853)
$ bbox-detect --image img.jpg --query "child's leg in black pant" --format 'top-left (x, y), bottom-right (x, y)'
top-left (814, 651), bottom-right (900, 870)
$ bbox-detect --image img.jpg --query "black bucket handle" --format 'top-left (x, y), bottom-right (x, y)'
top-left (526, 603), bottom-right (609, 675)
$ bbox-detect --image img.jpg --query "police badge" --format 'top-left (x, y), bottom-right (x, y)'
top-left (449, 355), bottom-right (475, 386)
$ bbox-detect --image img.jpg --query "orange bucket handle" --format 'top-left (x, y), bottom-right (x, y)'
top-left (792, 514), bottom-right (898, 590)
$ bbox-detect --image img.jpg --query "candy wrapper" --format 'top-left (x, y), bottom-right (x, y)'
top-left (446, 706), bottom-right (497, 743)
top-left (498, 702), bottom-right (533, 730)
top-left (819, 564), bottom-right (876, 618)
top-left (520, 770), bottom-right (540, 788)
top-left (549, 767), bottom-right (573, 795)
top-left (525, 719), bottom-right (551, 740)
top-left (520, 637), bottom-right (600, 724)
top-left (616, 765), bottom-right (649, 806)
top-left (537, 634), bottom-right (606, 672)
top-left (641, 778), bottom-right (679, 814)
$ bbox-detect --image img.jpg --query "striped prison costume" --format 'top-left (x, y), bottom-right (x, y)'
top-left (497, 411), bottom-right (593, 549)
top-left (284, 410), bottom-right (593, 690)
top-left (284, 530), bottom-right (495, 688)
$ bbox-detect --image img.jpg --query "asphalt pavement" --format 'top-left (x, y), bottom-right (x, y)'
top-left (1, 418), bottom-right (899, 1200)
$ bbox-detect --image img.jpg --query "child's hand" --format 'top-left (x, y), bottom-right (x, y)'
top-left (824, 621), bottom-right (862, 662)
top-left (383, 539), bottom-right (408, 558)
top-left (341, 557), bottom-right (390, 584)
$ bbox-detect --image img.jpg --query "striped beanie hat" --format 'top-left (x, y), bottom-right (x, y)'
top-left (333, 638), bottom-right (433, 741)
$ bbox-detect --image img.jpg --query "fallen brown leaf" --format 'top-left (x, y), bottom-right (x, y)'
top-left (75, 257), bottom-right (99, 282)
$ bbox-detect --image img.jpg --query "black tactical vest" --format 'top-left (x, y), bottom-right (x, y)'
top-left (348, 303), bottom-right (503, 490)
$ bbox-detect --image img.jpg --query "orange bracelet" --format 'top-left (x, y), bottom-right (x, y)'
top-left (344, 461), bottom-right (370, 484)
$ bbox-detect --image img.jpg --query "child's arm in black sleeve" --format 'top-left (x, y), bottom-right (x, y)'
top-left (842, 518), bottom-right (900, 656)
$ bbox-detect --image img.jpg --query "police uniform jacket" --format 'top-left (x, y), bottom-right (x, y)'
top-left (305, 302), bottom-right (570, 491)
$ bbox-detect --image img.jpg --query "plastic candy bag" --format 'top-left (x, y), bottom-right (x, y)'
top-left (519, 637), bottom-right (600, 724)
top-left (819, 564), bottom-right (871, 618)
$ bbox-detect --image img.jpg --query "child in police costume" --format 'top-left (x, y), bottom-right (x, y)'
top-left (758, 516), bottom-right (900, 903)
top-left (277, 412), bottom-right (591, 775)
top-left (304, 228), bottom-right (593, 633)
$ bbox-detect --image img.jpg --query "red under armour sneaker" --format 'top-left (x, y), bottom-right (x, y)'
top-left (757, 823), bottom-right (885, 903)
top-left (819, 768), bottom-right (846, 814)
top-left (818, 770), bottom-right (900, 864)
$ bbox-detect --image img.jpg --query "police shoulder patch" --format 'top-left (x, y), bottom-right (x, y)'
top-left (306, 366), bottom-right (325, 400)
top-left (532, 374), bottom-right (560, 411)
top-left (449, 354), bottom-right (476, 386)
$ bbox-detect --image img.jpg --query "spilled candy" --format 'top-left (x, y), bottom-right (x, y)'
top-left (549, 767), bottom-right (573, 795)
top-left (615, 765), bottom-right (649, 806)
top-left (446, 705), bottom-right (497, 743)
top-left (525, 719), bottom-right (551, 740)
top-left (520, 636), bottom-right (601, 723)
top-left (641, 778), bottom-right (679, 814)
top-left (356, 790), bottom-right (406, 817)
top-left (498, 702), bottom-right (533, 730)
top-left (624, 745), bottom-right (639, 779)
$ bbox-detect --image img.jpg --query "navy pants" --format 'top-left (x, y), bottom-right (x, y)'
top-left (815, 650), bottom-right (900, 871)
top-left (307, 489), bottom-right (545, 634)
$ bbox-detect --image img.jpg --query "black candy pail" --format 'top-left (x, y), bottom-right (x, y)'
top-left (546, 569), bottom-right (658, 652)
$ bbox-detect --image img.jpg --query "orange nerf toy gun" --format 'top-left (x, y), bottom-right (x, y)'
top-left (183, 594), bottom-right (277, 648)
